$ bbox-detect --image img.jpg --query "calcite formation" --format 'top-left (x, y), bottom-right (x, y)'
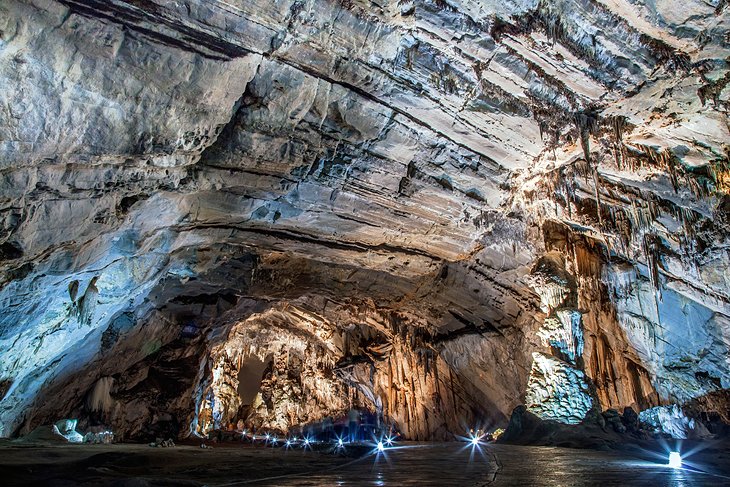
top-left (524, 352), bottom-right (593, 424)
top-left (638, 404), bottom-right (712, 439)
top-left (0, 0), bottom-right (728, 441)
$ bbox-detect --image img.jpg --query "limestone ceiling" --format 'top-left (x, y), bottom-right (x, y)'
top-left (0, 0), bottom-right (728, 436)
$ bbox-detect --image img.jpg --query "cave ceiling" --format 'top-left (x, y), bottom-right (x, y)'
top-left (0, 0), bottom-right (728, 440)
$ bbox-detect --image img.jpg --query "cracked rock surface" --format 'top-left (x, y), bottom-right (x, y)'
top-left (0, 0), bottom-right (728, 441)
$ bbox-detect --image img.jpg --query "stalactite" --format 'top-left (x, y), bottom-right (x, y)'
top-left (641, 233), bottom-right (662, 297)
top-left (632, 144), bottom-right (681, 193)
top-left (86, 377), bottom-right (115, 414)
top-left (609, 115), bottom-right (627, 170)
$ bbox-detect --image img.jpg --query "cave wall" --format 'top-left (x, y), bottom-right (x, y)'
top-left (0, 0), bottom-right (728, 439)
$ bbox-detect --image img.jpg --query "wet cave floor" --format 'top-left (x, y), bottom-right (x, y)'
top-left (1, 440), bottom-right (730, 486)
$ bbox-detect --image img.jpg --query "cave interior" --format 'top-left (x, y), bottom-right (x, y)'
top-left (0, 0), bottom-right (730, 483)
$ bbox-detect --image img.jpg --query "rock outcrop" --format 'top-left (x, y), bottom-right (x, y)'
top-left (0, 0), bottom-right (728, 441)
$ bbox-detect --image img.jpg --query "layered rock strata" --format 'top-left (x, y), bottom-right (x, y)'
top-left (0, 0), bottom-right (728, 440)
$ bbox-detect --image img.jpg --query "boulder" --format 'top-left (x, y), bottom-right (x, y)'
top-left (621, 407), bottom-right (640, 433)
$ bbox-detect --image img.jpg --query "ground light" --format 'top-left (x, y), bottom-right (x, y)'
top-left (377, 441), bottom-right (384, 452)
top-left (467, 431), bottom-right (484, 446)
top-left (668, 451), bottom-right (682, 469)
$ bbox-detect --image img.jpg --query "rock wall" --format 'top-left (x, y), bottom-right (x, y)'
top-left (0, 0), bottom-right (728, 439)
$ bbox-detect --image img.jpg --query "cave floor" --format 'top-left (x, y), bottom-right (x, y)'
top-left (0, 440), bottom-right (728, 486)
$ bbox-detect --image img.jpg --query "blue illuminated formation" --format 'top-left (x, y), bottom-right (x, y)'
top-left (524, 352), bottom-right (593, 424)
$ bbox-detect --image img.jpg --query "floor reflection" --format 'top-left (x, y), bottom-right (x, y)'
top-left (3, 441), bottom-right (729, 486)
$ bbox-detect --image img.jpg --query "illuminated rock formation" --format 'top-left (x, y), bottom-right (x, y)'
top-left (524, 352), bottom-right (593, 424)
top-left (0, 0), bottom-right (728, 441)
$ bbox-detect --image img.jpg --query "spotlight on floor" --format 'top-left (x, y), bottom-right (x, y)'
top-left (668, 451), bottom-right (682, 469)
top-left (467, 432), bottom-right (483, 447)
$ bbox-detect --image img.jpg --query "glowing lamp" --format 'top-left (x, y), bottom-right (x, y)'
top-left (377, 441), bottom-right (384, 451)
top-left (668, 451), bottom-right (682, 469)
top-left (470, 436), bottom-right (480, 446)
top-left (337, 438), bottom-right (344, 447)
